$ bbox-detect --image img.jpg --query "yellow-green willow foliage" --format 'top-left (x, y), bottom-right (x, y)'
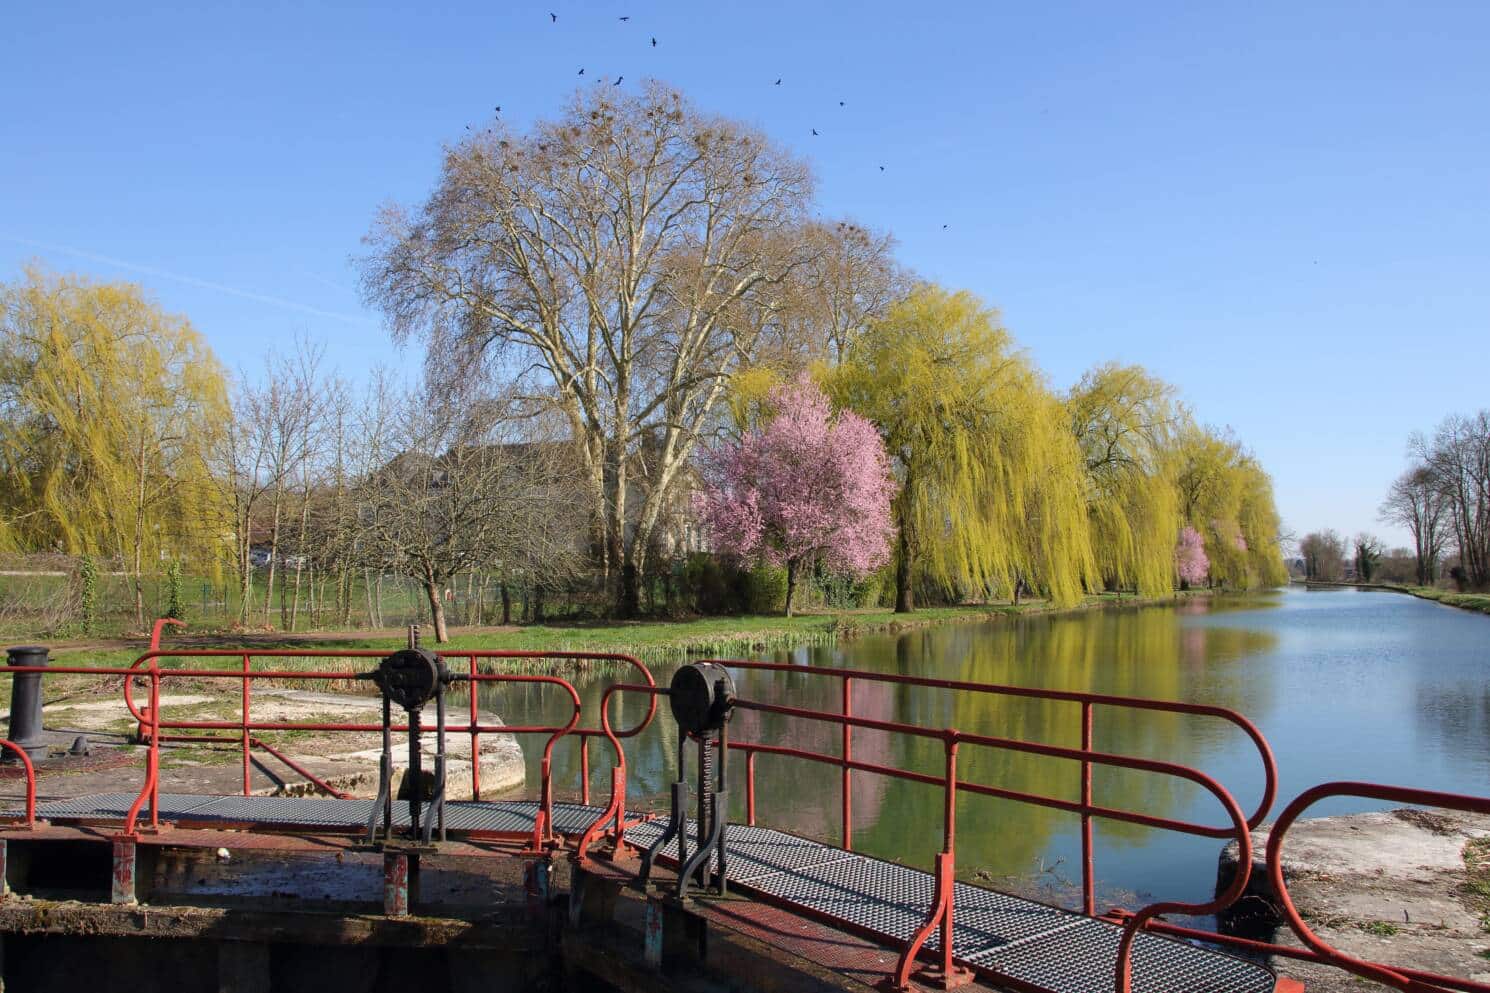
top-left (0, 268), bottom-right (230, 621)
top-left (831, 285), bottom-right (1094, 611)
top-left (1173, 424), bottom-right (1286, 589)
top-left (1066, 364), bottom-right (1182, 597)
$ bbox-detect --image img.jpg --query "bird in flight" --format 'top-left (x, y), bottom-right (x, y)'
top-left (614, 75), bottom-right (623, 85)
top-left (577, 67), bottom-right (584, 75)
top-left (549, 11), bottom-right (557, 21)
top-left (811, 128), bottom-right (819, 136)
top-left (618, 15), bottom-right (630, 21)
top-left (651, 36), bottom-right (657, 46)
top-left (879, 165), bottom-right (885, 171)
top-left (942, 224), bottom-right (949, 229)
top-left (494, 106), bottom-right (501, 112)
top-left (774, 78), bottom-right (782, 85)
top-left (839, 100), bottom-right (845, 107)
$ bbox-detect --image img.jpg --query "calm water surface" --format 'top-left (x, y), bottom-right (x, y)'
top-left (478, 587), bottom-right (1490, 908)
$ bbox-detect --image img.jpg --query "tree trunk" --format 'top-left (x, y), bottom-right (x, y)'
top-left (263, 488), bottom-right (282, 625)
top-left (618, 562), bottom-right (639, 618)
top-left (500, 583), bottom-right (512, 625)
top-left (894, 525), bottom-right (914, 614)
top-left (785, 559), bottom-right (797, 618)
top-left (422, 579), bottom-right (449, 643)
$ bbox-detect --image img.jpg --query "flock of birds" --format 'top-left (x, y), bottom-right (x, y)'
top-left (466, 11), bottom-right (948, 230)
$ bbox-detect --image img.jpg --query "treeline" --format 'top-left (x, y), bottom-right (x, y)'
top-left (1, 83), bottom-right (1288, 638)
top-left (0, 270), bottom-right (587, 638)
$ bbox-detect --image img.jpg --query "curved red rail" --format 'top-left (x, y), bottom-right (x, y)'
top-left (0, 740), bottom-right (36, 827)
top-left (1267, 782), bottom-right (1490, 993)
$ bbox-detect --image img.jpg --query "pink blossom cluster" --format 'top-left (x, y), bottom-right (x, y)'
top-left (1175, 525), bottom-right (1210, 585)
top-left (695, 377), bottom-right (896, 576)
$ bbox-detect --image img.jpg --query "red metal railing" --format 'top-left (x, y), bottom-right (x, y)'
top-left (119, 645), bottom-right (654, 806)
top-left (0, 643), bottom-right (656, 845)
top-left (709, 660), bottom-right (1276, 902)
top-left (579, 663), bottom-right (1271, 993)
top-left (0, 660), bottom-right (583, 839)
top-left (1266, 783), bottom-right (1490, 993)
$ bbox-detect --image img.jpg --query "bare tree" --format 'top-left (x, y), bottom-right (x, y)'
top-left (1298, 529), bottom-right (1347, 581)
top-left (360, 82), bottom-right (818, 616)
top-left (1379, 464), bottom-right (1448, 585)
top-left (359, 376), bottom-right (585, 641)
top-left (233, 342), bottom-right (331, 627)
top-left (1412, 412), bottom-right (1490, 589)
top-left (767, 220), bottom-right (906, 366)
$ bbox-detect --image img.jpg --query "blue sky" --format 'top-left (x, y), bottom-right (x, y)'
top-left (3, 1), bottom-right (1487, 548)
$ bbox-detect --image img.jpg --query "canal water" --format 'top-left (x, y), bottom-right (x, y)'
top-left (478, 586), bottom-right (1490, 911)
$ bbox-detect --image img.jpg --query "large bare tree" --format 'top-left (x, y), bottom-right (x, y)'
top-left (1379, 464), bottom-right (1448, 585)
top-left (360, 82), bottom-right (816, 615)
top-left (1412, 412), bottom-right (1490, 589)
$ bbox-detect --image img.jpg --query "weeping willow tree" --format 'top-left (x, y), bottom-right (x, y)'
top-left (1066, 364), bottom-right (1182, 597)
top-left (1173, 423), bottom-right (1286, 589)
top-left (0, 268), bottom-right (230, 625)
top-left (831, 285), bottom-right (1094, 612)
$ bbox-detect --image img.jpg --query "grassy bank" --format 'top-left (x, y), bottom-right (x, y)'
top-left (1302, 580), bottom-right (1490, 616)
top-left (0, 589), bottom-right (1221, 712)
top-left (1403, 586), bottom-right (1490, 615)
top-left (6, 588), bottom-right (1214, 685)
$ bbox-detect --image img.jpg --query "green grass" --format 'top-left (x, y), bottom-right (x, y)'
top-left (56, 591), bottom-right (1197, 663)
top-left (1312, 580), bottom-right (1490, 617)
top-left (1409, 587), bottom-right (1490, 615)
top-left (1361, 920), bottom-right (1401, 937)
top-left (1, 589), bottom-right (1212, 707)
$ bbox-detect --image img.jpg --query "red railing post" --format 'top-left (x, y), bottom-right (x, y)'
top-left (581, 735), bottom-right (591, 807)
top-left (241, 653), bottom-right (251, 795)
top-left (938, 735), bottom-right (959, 979)
top-left (468, 655), bottom-right (480, 800)
top-left (149, 662), bottom-right (161, 828)
top-left (841, 676), bottom-right (853, 850)
top-left (745, 749), bottom-right (757, 826)
top-left (893, 732), bottom-right (968, 990)
top-left (1080, 699), bottom-right (1095, 917)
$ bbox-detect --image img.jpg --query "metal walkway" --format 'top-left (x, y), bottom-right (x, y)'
top-left (11, 792), bottom-right (1275, 991)
top-left (624, 819), bottom-right (1276, 993)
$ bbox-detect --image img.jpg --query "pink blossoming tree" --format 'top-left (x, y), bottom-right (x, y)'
top-left (695, 377), bottom-right (896, 616)
top-left (1175, 525), bottom-right (1210, 587)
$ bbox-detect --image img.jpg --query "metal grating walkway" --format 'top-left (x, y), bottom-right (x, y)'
top-left (624, 820), bottom-right (1275, 993)
top-left (7, 792), bottom-right (621, 837)
top-left (1, 794), bottom-right (1274, 992)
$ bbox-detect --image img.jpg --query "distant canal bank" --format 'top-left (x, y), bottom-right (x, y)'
top-left (486, 585), bottom-right (1490, 915)
top-left (1299, 578), bottom-right (1490, 616)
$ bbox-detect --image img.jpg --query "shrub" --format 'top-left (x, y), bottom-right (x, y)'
top-left (164, 559), bottom-right (185, 620)
top-left (78, 554), bottom-right (98, 633)
top-left (746, 563), bottom-right (788, 614)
